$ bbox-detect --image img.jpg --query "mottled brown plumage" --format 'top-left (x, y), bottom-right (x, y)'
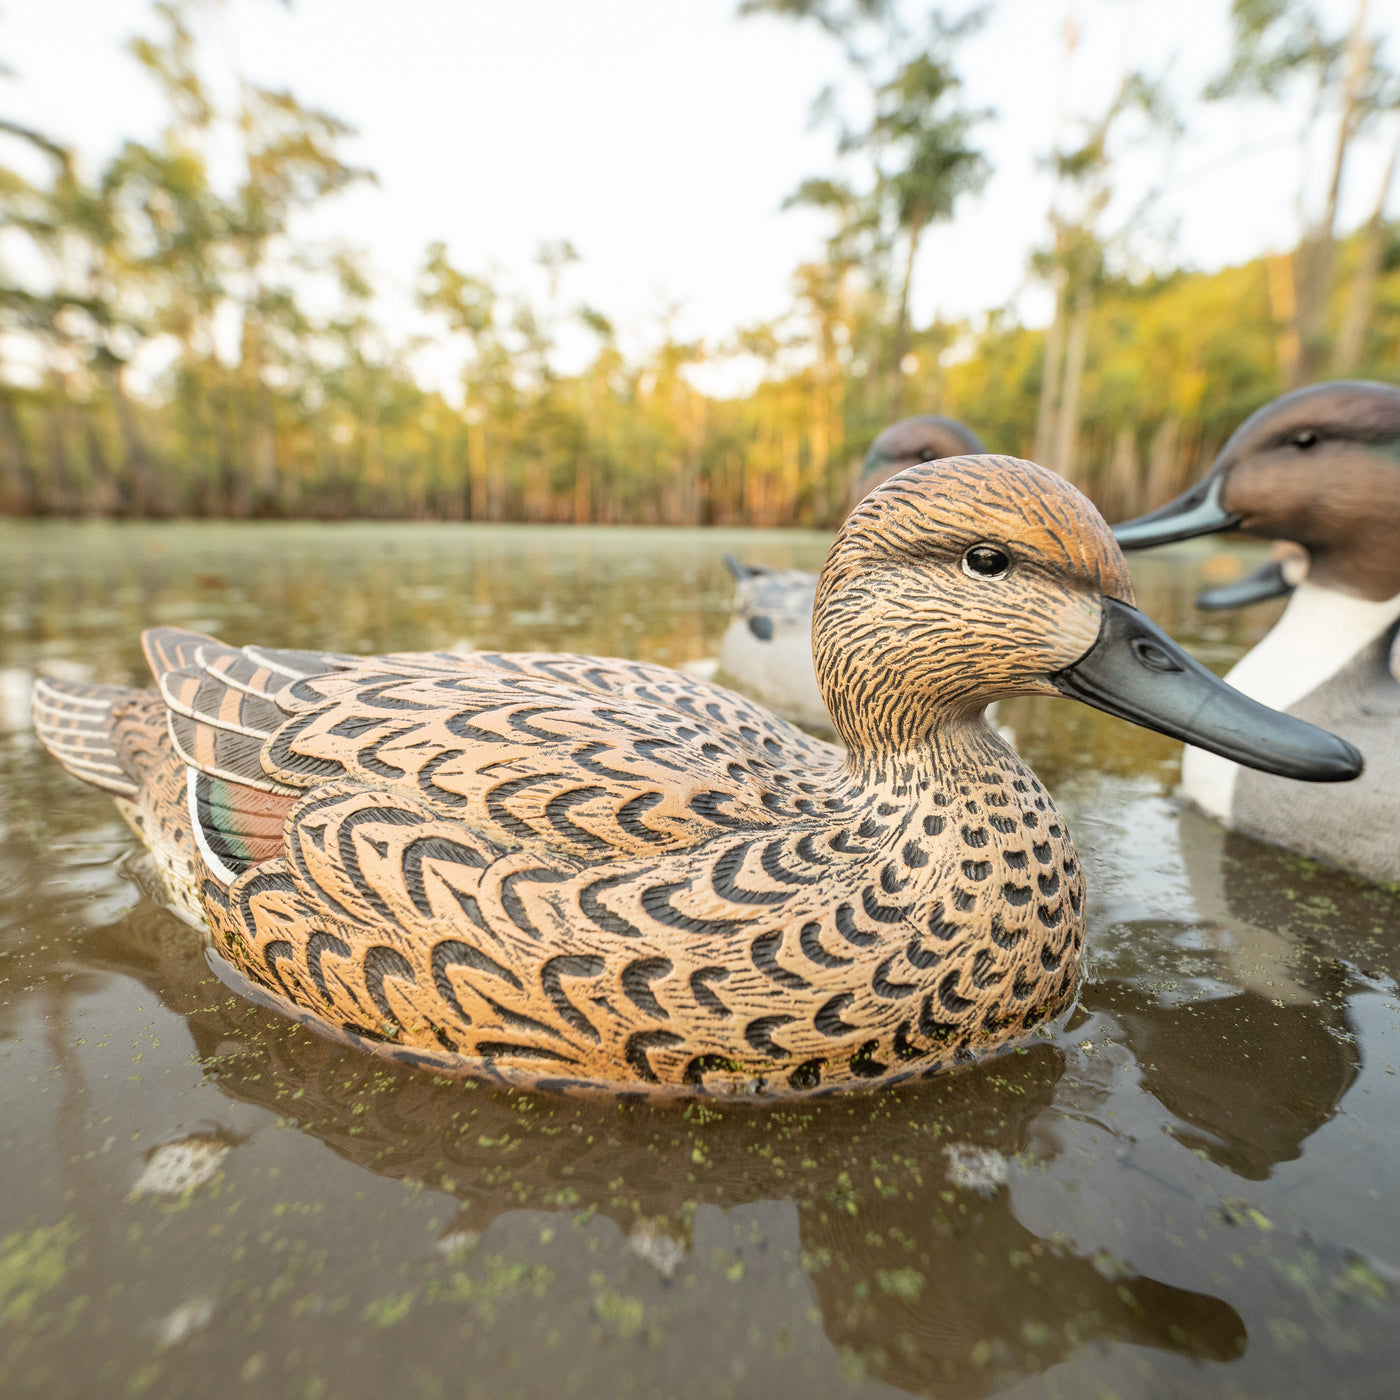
top-left (36, 455), bottom-right (1328, 1098)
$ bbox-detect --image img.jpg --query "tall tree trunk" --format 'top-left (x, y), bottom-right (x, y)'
top-left (45, 370), bottom-right (83, 514)
top-left (1107, 425), bottom-right (1139, 521)
top-left (1334, 119), bottom-right (1400, 374)
top-left (466, 418), bottom-right (488, 521)
top-left (890, 218), bottom-right (925, 419)
top-left (1265, 252), bottom-right (1302, 388)
top-left (686, 392), bottom-right (706, 526)
top-left (1034, 266), bottom-right (1068, 465)
top-left (810, 365), bottom-right (831, 526)
top-left (1145, 416), bottom-right (1180, 510)
top-left (83, 412), bottom-right (115, 516)
top-left (0, 392), bottom-right (37, 514)
top-left (1295, 0), bottom-right (1372, 382)
top-left (110, 365), bottom-right (162, 516)
top-left (1052, 286), bottom-right (1091, 483)
top-left (241, 316), bottom-right (280, 513)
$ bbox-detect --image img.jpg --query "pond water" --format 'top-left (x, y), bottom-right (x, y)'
top-left (1, 519), bottom-right (1399, 1400)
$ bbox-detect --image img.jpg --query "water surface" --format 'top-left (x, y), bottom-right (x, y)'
top-left (2, 520), bottom-right (1399, 1399)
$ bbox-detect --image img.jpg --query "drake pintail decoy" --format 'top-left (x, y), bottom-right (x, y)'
top-left (33, 455), bottom-right (1359, 1097)
top-left (1115, 381), bottom-right (1400, 882)
top-left (719, 415), bottom-right (986, 729)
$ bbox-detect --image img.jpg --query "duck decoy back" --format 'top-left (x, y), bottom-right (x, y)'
top-left (34, 456), bottom-right (1359, 1097)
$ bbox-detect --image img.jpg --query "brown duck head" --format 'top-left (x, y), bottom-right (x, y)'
top-left (813, 454), bottom-right (1362, 779)
top-left (847, 414), bottom-right (987, 515)
top-left (1115, 381), bottom-right (1400, 602)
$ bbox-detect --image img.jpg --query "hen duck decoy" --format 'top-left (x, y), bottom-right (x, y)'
top-left (720, 415), bottom-right (986, 728)
top-left (33, 456), bottom-right (1359, 1098)
top-left (1115, 381), bottom-right (1400, 882)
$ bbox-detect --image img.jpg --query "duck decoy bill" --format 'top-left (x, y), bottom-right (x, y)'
top-left (1195, 559), bottom-right (1295, 611)
top-left (1112, 475), bottom-right (1239, 550)
top-left (1051, 598), bottom-right (1364, 782)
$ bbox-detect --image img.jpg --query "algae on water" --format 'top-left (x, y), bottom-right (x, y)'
top-left (0, 1218), bottom-right (81, 1328)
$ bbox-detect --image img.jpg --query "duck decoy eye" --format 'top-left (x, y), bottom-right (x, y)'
top-left (1291, 430), bottom-right (1319, 449)
top-left (962, 544), bottom-right (1011, 580)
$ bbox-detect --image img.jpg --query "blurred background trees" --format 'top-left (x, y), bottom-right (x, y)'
top-left (2, 0), bottom-right (1399, 526)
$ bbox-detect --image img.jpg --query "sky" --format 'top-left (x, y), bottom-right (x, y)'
top-left (5, 0), bottom-right (1400, 395)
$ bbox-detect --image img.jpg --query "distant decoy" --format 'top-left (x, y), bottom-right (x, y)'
top-left (719, 415), bottom-right (987, 729)
top-left (33, 455), bottom-right (1358, 1097)
top-left (1196, 541), bottom-right (1308, 611)
top-left (1115, 380), bottom-right (1398, 881)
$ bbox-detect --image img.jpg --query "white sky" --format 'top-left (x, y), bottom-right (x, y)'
top-left (5, 0), bottom-right (1400, 396)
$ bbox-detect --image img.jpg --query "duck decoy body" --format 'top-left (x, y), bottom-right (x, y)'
top-left (1115, 380), bottom-right (1400, 882)
top-left (34, 456), bottom-right (1358, 1098)
top-left (720, 415), bottom-right (986, 729)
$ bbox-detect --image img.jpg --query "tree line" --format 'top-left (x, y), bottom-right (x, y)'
top-left (2, 0), bottom-right (1398, 528)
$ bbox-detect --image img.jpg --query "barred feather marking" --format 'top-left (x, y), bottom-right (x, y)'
top-left (30, 677), bottom-right (140, 797)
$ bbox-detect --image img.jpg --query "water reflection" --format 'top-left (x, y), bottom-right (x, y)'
top-left (72, 888), bottom-right (1246, 1396)
top-left (1089, 805), bottom-right (1399, 1183)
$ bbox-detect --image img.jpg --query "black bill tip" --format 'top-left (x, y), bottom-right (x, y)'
top-left (1114, 475), bottom-right (1241, 551)
top-left (1052, 599), bottom-right (1363, 782)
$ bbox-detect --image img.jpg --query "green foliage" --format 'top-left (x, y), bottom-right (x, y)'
top-left (1205, 0), bottom-right (1339, 103)
top-left (1, 0), bottom-right (1398, 529)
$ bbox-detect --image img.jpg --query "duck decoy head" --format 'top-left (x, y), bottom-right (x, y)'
top-left (816, 454), bottom-right (1363, 782)
top-left (1114, 381), bottom-right (1400, 601)
top-left (849, 414), bottom-right (987, 512)
top-left (723, 554), bottom-right (777, 582)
